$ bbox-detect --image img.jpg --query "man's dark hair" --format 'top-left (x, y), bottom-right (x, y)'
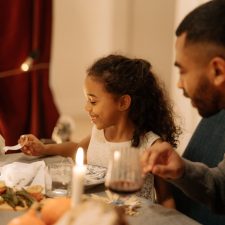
top-left (176, 0), bottom-right (225, 47)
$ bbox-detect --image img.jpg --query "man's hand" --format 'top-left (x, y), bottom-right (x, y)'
top-left (141, 141), bottom-right (185, 180)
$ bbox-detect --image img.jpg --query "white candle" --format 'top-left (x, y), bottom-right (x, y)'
top-left (71, 147), bottom-right (86, 207)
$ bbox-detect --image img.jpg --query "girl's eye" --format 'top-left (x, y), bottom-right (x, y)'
top-left (89, 99), bottom-right (96, 105)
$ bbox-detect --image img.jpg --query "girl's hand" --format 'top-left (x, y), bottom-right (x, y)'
top-left (18, 134), bottom-right (46, 156)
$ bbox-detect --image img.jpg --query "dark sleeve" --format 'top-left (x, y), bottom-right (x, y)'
top-left (169, 156), bottom-right (225, 214)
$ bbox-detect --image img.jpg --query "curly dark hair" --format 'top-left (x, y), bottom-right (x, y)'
top-left (87, 54), bottom-right (181, 148)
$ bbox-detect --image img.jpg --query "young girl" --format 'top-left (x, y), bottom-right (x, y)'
top-left (19, 54), bottom-right (181, 208)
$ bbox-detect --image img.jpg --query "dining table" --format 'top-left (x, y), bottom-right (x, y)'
top-left (0, 153), bottom-right (202, 225)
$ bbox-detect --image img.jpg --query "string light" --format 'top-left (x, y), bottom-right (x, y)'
top-left (20, 56), bottom-right (34, 72)
top-left (20, 51), bottom-right (39, 72)
top-left (0, 63), bottom-right (49, 78)
top-left (0, 50), bottom-right (49, 78)
top-left (21, 57), bottom-right (34, 72)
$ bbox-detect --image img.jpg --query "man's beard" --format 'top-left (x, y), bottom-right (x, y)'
top-left (182, 83), bottom-right (221, 118)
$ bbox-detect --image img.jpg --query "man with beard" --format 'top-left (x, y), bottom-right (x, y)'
top-left (141, 0), bottom-right (225, 214)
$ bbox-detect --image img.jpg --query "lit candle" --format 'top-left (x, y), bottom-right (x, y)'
top-left (71, 147), bottom-right (86, 207)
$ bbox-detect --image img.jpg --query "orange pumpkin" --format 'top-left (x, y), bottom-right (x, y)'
top-left (7, 208), bottom-right (45, 225)
top-left (40, 197), bottom-right (71, 225)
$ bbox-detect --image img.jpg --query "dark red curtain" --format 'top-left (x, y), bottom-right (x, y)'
top-left (0, 0), bottom-right (59, 145)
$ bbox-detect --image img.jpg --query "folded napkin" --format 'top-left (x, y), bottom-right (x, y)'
top-left (0, 161), bottom-right (50, 193)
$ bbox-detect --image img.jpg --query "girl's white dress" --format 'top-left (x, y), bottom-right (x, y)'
top-left (87, 126), bottom-right (159, 200)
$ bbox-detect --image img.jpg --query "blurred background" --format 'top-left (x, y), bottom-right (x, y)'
top-left (0, 0), bottom-right (208, 153)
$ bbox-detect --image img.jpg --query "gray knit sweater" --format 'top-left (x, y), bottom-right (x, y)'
top-left (169, 157), bottom-right (225, 214)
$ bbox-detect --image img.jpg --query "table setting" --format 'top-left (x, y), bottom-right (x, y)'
top-left (0, 146), bottom-right (202, 225)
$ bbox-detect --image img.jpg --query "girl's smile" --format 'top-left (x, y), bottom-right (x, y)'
top-left (89, 114), bottom-right (98, 123)
top-left (84, 76), bottom-right (124, 130)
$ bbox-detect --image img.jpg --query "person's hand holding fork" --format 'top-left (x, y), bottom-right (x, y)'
top-left (18, 134), bottom-right (45, 156)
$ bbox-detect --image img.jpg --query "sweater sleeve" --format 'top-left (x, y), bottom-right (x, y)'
top-left (169, 156), bottom-right (225, 214)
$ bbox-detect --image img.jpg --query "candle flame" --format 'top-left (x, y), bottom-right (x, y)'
top-left (76, 147), bottom-right (84, 166)
top-left (114, 150), bottom-right (121, 161)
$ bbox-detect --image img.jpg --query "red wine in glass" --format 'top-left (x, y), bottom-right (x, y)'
top-left (105, 147), bottom-right (143, 195)
top-left (107, 180), bottom-right (142, 194)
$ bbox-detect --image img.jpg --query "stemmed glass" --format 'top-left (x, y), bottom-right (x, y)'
top-left (105, 147), bottom-right (143, 194)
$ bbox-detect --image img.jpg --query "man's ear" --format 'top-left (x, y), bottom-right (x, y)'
top-left (210, 57), bottom-right (225, 86)
top-left (118, 95), bottom-right (131, 111)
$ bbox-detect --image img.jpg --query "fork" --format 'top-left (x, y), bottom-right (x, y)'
top-left (2, 143), bottom-right (22, 153)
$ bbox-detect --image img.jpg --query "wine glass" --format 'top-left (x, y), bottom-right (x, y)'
top-left (105, 147), bottom-right (143, 194)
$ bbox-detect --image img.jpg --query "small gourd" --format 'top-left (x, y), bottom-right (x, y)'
top-left (7, 207), bottom-right (45, 225)
top-left (40, 197), bottom-right (71, 225)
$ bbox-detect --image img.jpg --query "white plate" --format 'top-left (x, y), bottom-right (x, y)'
top-left (85, 165), bottom-right (107, 188)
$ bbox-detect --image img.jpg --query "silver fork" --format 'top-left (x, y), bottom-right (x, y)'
top-left (2, 143), bottom-right (22, 153)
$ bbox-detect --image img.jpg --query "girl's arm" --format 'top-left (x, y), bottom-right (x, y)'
top-left (45, 134), bottom-right (91, 158)
top-left (19, 134), bottom-right (91, 159)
